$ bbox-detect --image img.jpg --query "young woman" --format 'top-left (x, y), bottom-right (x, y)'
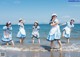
top-left (62, 19), bottom-right (74, 43)
top-left (2, 21), bottom-right (14, 46)
top-left (47, 14), bottom-right (62, 51)
top-left (17, 19), bottom-right (26, 44)
top-left (32, 21), bottom-right (40, 44)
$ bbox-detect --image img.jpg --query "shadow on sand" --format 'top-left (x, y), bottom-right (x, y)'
top-left (41, 45), bottom-right (51, 52)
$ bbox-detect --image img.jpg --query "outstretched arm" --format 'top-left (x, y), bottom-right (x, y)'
top-left (61, 23), bottom-right (66, 26)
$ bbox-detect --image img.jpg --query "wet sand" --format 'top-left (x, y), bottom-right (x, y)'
top-left (0, 40), bottom-right (80, 57)
top-left (1, 50), bottom-right (80, 57)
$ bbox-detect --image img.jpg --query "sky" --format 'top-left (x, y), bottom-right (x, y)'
top-left (0, 0), bottom-right (80, 24)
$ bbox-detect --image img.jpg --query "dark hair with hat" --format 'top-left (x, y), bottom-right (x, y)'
top-left (34, 22), bottom-right (39, 26)
top-left (6, 22), bottom-right (11, 27)
top-left (71, 19), bottom-right (75, 22)
top-left (50, 15), bottom-right (57, 21)
top-left (19, 19), bottom-right (22, 22)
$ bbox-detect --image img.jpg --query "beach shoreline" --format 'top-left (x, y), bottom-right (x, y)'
top-left (0, 42), bottom-right (80, 52)
top-left (0, 42), bottom-right (80, 57)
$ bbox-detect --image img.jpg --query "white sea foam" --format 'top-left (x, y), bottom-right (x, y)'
top-left (0, 43), bottom-right (80, 52)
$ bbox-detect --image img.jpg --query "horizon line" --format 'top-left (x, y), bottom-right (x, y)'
top-left (0, 23), bottom-right (80, 25)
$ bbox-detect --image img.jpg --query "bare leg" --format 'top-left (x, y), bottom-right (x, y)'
top-left (62, 31), bottom-right (65, 38)
top-left (6, 42), bottom-right (9, 46)
top-left (67, 38), bottom-right (69, 44)
top-left (32, 38), bottom-right (34, 44)
top-left (20, 38), bottom-right (22, 44)
top-left (22, 38), bottom-right (25, 44)
top-left (38, 39), bottom-right (40, 44)
top-left (11, 40), bottom-right (15, 47)
top-left (50, 41), bottom-right (54, 51)
top-left (58, 40), bottom-right (62, 51)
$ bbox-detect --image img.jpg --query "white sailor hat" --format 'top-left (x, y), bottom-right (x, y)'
top-left (8, 21), bottom-right (11, 24)
top-left (19, 18), bottom-right (23, 20)
top-left (52, 13), bottom-right (57, 16)
top-left (35, 21), bottom-right (38, 23)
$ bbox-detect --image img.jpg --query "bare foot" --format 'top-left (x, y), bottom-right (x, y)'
top-left (50, 48), bottom-right (53, 51)
top-left (62, 35), bottom-right (64, 38)
top-left (6, 43), bottom-right (9, 46)
top-left (59, 48), bottom-right (62, 51)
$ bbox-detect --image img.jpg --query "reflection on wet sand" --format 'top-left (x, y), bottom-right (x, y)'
top-left (1, 43), bottom-right (80, 57)
top-left (1, 50), bottom-right (80, 57)
top-left (30, 50), bottom-right (64, 57)
top-left (50, 51), bottom-right (63, 57)
top-left (32, 52), bottom-right (40, 57)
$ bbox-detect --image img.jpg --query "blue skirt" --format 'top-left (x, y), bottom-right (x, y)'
top-left (63, 29), bottom-right (70, 38)
top-left (47, 28), bottom-right (61, 41)
top-left (47, 34), bottom-right (55, 41)
top-left (64, 33), bottom-right (70, 38)
top-left (17, 31), bottom-right (26, 38)
top-left (2, 37), bottom-right (12, 42)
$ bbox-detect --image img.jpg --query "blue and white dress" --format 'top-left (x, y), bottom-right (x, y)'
top-left (32, 26), bottom-right (40, 39)
top-left (2, 26), bottom-right (12, 42)
top-left (47, 19), bottom-right (61, 41)
top-left (63, 22), bottom-right (74, 38)
top-left (17, 23), bottom-right (26, 38)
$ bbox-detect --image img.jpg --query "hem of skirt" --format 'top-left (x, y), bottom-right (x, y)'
top-left (32, 36), bottom-right (39, 39)
top-left (65, 37), bottom-right (70, 39)
top-left (17, 37), bottom-right (26, 39)
top-left (54, 39), bottom-right (60, 40)
top-left (1, 40), bottom-right (12, 42)
top-left (47, 39), bottom-right (54, 41)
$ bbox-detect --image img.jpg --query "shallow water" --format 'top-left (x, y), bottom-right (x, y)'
top-left (0, 41), bottom-right (80, 57)
top-left (0, 50), bottom-right (80, 57)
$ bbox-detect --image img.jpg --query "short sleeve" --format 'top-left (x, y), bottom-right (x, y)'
top-left (33, 26), bottom-right (35, 29)
top-left (71, 24), bottom-right (74, 27)
top-left (18, 23), bottom-right (24, 27)
top-left (54, 19), bottom-right (59, 23)
top-left (37, 26), bottom-right (40, 29)
top-left (66, 22), bottom-right (69, 24)
top-left (18, 23), bottom-right (21, 26)
top-left (72, 25), bottom-right (74, 27)
top-left (66, 22), bottom-right (70, 26)
top-left (18, 23), bottom-right (22, 26)
top-left (65, 22), bottom-right (67, 25)
top-left (3, 26), bottom-right (7, 30)
top-left (9, 27), bottom-right (12, 31)
top-left (37, 26), bottom-right (40, 30)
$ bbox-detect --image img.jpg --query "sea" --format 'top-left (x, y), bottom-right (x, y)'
top-left (0, 24), bottom-right (80, 43)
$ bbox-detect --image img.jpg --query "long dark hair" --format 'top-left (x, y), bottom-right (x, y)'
top-left (50, 15), bottom-right (57, 21)
top-left (71, 19), bottom-right (74, 22)
top-left (19, 20), bottom-right (24, 25)
top-left (19, 20), bottom-right (22, 22)
top-left (49, 15), bottom-right (57, 24)
top-left (70, 19), bottom-right (75, 25)
top-left (6, 22), bottom-right (11, 27)
top-left (33, 22), bottom-right (39, 28)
